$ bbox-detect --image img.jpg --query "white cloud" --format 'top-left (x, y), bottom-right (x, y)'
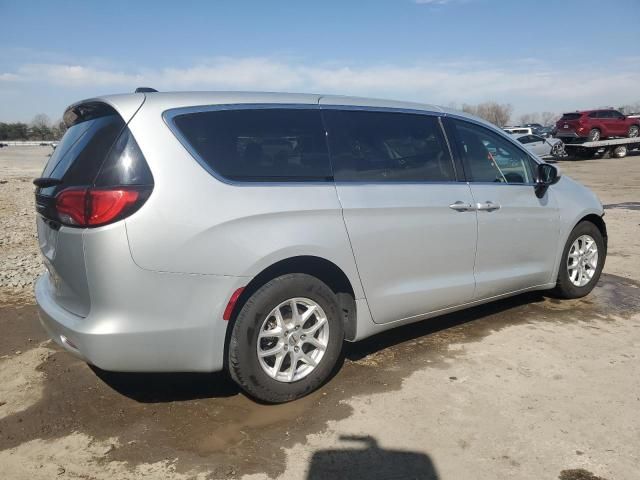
top-left (2, 56), bottom-right (639, 117)
top-left (0, 72), bottom-right (20, 81)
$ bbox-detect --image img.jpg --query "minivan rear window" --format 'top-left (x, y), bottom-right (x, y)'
top-left (41, 113), bottom-right (124, 185)
top-left (560, 113), bottom-right (582, 121)
top-left (171, 109), bottom-right (332, 182)
top-left (38, 103), bottom-right (152, 198)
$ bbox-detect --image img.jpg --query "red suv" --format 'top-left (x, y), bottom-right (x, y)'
top-left (555, 109), bottom-right (640, 142)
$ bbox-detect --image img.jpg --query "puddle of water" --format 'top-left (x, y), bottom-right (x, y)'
top-left (0, 274), bottom-right (638, 478)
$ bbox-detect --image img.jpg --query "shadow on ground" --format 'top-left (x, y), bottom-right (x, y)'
top-left (91, 369), bottom-right (240, 403)
top-left (307, 435), bottom-right (438, 480)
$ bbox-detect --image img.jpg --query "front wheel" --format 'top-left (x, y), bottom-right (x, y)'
top-left (228, 273), bottom-right (344, 403)
top-left (552, 222), bottom-right (605, 299)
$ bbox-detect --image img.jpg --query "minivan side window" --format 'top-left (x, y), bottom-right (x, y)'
top-left (323, 110), bottom-right (456, 182)
top-left (451, 119), bottom-right (534, 184)
top-left (172, 109), bottom-right (332, 182)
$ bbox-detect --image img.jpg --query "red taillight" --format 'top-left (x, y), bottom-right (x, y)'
top-left (88, 189), bottom-right (139, 226)
top-left (55, 188), bottom-right (88, 226)
top-left (55, 187), bottom-right (145, 228)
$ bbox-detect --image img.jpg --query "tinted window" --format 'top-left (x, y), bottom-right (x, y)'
top-left (517, 135), bottom-right (536, 144)
top-left (588, 111), bottom-right (601, 118)
top-left (452, 120), bottom-right (534, 184)
top-left (561, 113), bottom-right (582, 121)
top-left (94, 128), bottom-right (153, 187)
top-left (323, 110), bottom-right (455, 182)
top-left (39, 112), bottom-right (125, 196)
top-left (172, 109), bottom-right (331, 181)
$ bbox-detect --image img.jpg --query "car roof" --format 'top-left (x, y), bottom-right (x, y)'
top-left (67, 90), bottom-right (499, 130)
top-left (567, 109), bottom-right (617, 114)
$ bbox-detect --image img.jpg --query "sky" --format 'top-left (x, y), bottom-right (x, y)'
top-left (1, 0), bottom-right (639, 122)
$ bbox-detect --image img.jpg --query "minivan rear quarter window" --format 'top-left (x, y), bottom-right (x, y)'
top-left (171, 108), bottom-right (332, 182)
top-left (323, 110), bottom-right (455, 182)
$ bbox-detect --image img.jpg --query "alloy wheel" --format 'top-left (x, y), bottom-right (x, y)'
top-left (256, 297), bottom-right (330, 383)
top-left (567, 235), bottom-right (598, 287)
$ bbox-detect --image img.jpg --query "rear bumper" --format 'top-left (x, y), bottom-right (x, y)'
top-left (555, 130), bottom-right (582, 139)
top-left (36, 266), bottom-right (246, 372)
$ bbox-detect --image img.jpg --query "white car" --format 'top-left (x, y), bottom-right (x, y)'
top-left (511, 133), bottom-right (565, 158)
top-left (504, 127), bottom-right (534, 135)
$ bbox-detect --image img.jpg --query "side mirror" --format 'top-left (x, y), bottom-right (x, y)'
top-left (535, 163), bottom-right (560, 197)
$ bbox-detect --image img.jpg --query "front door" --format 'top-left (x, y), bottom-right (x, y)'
top-left (322, 108), bottom-right (478, 324)
top-left (447, 118), bottom-right (560, 299)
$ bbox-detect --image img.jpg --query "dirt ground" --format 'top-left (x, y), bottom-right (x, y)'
top-left (0, 146), bottom-right (639, 480)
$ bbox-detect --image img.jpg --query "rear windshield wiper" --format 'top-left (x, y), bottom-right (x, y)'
top-left (33, 177), bottom-right (63, 188)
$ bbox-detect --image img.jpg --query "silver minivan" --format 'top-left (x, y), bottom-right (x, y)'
top-left (35, 91), bottom-right (606, 402)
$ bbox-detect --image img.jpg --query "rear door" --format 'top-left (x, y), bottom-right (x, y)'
top-left (606, 110), bottom-right (627, 136)
top-left (322, 108), bottom-right (477, 324)
top-left (446, 118), bottom-right (560, 299)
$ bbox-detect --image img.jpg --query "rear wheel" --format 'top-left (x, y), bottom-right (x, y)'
top-left (228, 273), bottom-right (344, 403)
top-left (553, 222), bottom-right (605, 299)
top-left (587, 128), bottom-right (601, 141)
top-left (612, 145), bottom-right (628, 158)
top-left (628, 125), bottom-right (639, 138)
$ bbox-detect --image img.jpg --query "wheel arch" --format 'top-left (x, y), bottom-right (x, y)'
top-left (224, 256), bottom-right (359, 361)
top-left (579, 213), bottom-right (608, 252)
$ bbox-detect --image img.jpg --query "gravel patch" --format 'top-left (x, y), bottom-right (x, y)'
top-left (0, 177), bottom-right (44, 304)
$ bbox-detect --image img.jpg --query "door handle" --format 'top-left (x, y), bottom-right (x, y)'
top-left (476, 201), bottom-right (501, 212)
top-left (449, 201), bottom-right (474, 212)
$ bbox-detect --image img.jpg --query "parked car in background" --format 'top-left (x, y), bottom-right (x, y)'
top-left (536, 126), bottom-right (554, 137)
top-left (510, 133), bottom-right (565, 158)
top-left (504, 126), bottom-right (534, 135)
top-left (555, 109), bottom-right (640, 142)
top-left (522, 123), bottom-right (546, 135)
top-left (35, 91), bottom-right (607, 403)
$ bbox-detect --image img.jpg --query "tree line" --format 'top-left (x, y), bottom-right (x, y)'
top-left (0, 114), bottom-right (67, 141)
top-left (450, 101), bottom-right (640, 128)
top-left (2, 102), bottom-right (639, 140)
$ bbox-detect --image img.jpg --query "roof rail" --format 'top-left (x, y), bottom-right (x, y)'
top-left (134, 87), bottom-right (158, 93)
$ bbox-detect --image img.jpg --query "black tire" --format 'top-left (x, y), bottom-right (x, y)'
top-left (587, 128), bottom-right (601, 142)
top-left (552, 221), bottom-right (605, 299)
top-left (228, 273), bottom-right (344, 403)
top-left (628, 125), bottom-right (639, 138)
top-left (612, 145), bottom-right (628, 158)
